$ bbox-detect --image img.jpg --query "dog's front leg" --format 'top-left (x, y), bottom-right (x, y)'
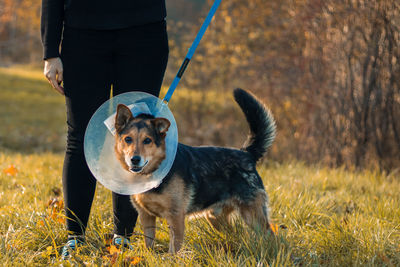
top-left (139, 212), bottom-right (156, 249)
top-left (166, 213), bottom-right (185, 253)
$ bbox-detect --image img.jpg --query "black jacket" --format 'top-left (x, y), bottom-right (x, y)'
top-left (41, 0), bottom-right (166, 59)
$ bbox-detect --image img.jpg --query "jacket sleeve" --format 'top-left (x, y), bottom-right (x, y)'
top-left (41, 0), bottom-right (64, 59)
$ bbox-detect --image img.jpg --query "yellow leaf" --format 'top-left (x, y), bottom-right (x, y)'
top-left (46, 246), bottom-right (53, 256)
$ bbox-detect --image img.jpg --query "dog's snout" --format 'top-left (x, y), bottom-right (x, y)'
top-left (131, 156), bottom-right (141, 165)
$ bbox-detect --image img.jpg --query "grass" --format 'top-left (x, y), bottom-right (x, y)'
top-left (0, 67), bottom-right (399, 266)
top-left (0, 66), bottom-right (66, 152)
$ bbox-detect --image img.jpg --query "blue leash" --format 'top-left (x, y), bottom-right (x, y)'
top-left (162, 0), bottom-right (222, 104)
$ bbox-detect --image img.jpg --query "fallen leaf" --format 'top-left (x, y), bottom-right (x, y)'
top-left (108, 245), bottom-right (120, 255)
top-left (56, 217), bottom-right (65, 224)
top-left (3, 165), bottom-right (18, 176)
top-left (270, 223), bottom-right (279, 234)
top-left (46, 198), bottom-right (64, 211)
top-left (44, 197), bottom-right (65, 224)
top-left (126, 256), bottom-right (142, 266)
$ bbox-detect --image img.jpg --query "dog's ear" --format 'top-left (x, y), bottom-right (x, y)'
top-left (115, 104), bottom-right (133, 134)
top-left (152, 118), bottom-right (171, 137)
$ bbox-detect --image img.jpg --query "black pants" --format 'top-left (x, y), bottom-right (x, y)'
top-left (60, 20), bottom-right (169, 236)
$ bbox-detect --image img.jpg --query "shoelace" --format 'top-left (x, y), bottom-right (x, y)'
top-left (113, 236), bottom-right (133, 249)
top-left (61, 239), bottom-right (83, 259)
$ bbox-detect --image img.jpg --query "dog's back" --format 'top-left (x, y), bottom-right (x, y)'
top-left (148, 88), bottom-right (276, 214)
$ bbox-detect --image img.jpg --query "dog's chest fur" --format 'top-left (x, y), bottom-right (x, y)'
top-left (130, 175), bottom-right (191, 218)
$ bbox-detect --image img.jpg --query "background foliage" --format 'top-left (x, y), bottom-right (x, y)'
top-left (169, 0), bottom-right (400, 169)
top-left (1, 0), bottom-right (399, 169)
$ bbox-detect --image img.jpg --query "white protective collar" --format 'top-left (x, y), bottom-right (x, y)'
top-left (84, 92), bottom-right (178, 195)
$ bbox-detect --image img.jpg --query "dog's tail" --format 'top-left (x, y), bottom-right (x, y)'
top-left (234, 88), bottom-right (276, 162)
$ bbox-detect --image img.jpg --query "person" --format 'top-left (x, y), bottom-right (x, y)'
top-left (41, 0), bottom-right (169, 259)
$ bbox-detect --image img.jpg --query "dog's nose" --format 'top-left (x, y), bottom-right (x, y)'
top-left (131, 156), bottom-right (141, 165)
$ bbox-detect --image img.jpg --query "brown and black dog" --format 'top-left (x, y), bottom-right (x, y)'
top-left (114, 88), bottom-right (276, 253)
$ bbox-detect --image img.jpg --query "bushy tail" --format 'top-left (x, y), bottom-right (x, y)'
top-left (234, 88), bottom-right (276, 161)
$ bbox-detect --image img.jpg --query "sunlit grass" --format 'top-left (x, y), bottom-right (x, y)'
top-left (0, 66), bottom-right (47, 81)
top-left (0, 66), bottom-right (399, 265)
top-left (0, 154), bottom-right (399, 266)
top-left (0, 67), bottom-right (66, 152)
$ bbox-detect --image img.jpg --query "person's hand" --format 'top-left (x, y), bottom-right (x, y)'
top-left (44, 57), bottom-right (64, 95)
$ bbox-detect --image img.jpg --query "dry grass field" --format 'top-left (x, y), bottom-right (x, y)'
top-left (0, 67), bottom-right (399, 266)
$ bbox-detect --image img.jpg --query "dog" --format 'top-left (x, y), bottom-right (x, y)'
top-left (114, 88), bottom-right (276, 253)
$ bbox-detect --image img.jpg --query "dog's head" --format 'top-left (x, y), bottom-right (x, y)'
top-left (114, 104), bottom-right (170, 175)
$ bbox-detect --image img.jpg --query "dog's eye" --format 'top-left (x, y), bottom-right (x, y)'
top-left (124, 136), bottom-right (133, 144)
top-left (143, 138), bottom-right (152, 145)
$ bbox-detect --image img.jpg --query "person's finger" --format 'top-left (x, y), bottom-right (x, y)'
top-left (49, 74), bottom-right (65, 95)
top-left (57, 69), bottom-right (63, 84)
top-left (56, 70), bottom-right (65, 95)
top-left (54, 82), bottom-right (65, 95)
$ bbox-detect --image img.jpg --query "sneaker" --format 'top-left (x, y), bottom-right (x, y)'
top-left (61, 238), bottom-right (84, 260)
top-left (112, 234), bottom-right (133, 249)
